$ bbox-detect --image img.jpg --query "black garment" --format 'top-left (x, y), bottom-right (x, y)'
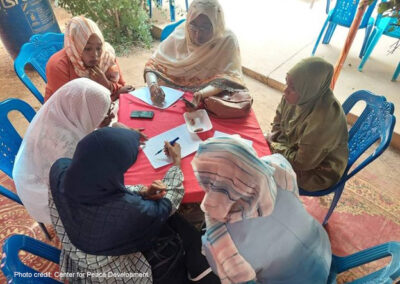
top-left (144, 214), bottom-right (220, 284)
top-left (49, 127), bottom-right (172, 256)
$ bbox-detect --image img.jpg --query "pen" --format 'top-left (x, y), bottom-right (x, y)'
top-left (154, 137), bottom-right (180, 155)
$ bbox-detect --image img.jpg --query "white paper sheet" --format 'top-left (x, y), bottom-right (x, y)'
top-left (143, 124), bottom-right (202, 169)
top-left (213, 131), bottom-right (253, 146)
top-left (129, 86), bottom-right (184, 109)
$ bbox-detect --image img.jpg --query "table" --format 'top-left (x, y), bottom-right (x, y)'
top-left (118, 93), bottom-right (271, 203)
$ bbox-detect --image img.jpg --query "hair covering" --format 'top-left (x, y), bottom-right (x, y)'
top-left (13, 78), bottom-right (111, 223)
top-left (49, 127), bottom-right (172, 256)
top-left (270, 57), bottom-right (348, 191)
top-left (144, 0), bottom-right (245, 91)
top-left (65, 16), bottom-right (119, 82)
top-left (192, 136), bottom-right (298, 283)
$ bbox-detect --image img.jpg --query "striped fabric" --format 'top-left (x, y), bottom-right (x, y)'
top-left (64, 16), bottom-right (119, 81)
top-left (192, 136), bottom-right (298, 283)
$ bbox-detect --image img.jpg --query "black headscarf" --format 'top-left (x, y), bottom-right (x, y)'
top-left (50, 127), bottom-right (172, 256)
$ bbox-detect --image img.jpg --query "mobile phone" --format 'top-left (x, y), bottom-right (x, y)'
top-left (130, 111), bottom-right (154, 119)
top-left (181, 97), bottom-right (196, 108)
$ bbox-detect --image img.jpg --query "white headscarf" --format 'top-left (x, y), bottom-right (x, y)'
top-left (145, 0), bottom-right (245, 91)
top-left (13, 78), bottom-right (111, 224)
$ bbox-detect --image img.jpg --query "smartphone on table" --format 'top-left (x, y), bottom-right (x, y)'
top-left (130, 111), bottom-right (154, 119)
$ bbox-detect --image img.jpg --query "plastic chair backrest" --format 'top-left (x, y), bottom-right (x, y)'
top-left (341, 90), bottom-right (395, 181)
top-left (331, 0), bottom-right (377, 28)
top-left (328, 241), bottom-right (400, 283)
top-left (14, 32), bottom-right (64, 104)
top-left (0, 98), bottom-right (36, 178)
top-left (234, 242), bottom-right (400, 283)
top-left (1, 234), bottom-right (61, 283)
top-left (161, 19), bottom-right (186, 41)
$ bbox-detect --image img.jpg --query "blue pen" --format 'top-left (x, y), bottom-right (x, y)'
top-left (154, 137), bottom-right (180, 155)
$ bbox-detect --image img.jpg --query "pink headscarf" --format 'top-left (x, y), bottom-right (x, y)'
top-left (64, 16), bottom-right (119, 82)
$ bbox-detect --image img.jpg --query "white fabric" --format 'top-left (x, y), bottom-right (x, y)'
top-left (13, 78), bottom-right (111, 223)
top-left (147, 0), bottom-right (245, 88)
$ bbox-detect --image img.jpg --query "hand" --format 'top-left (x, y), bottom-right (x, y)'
top-left (266, 131), bottom-right (280, 143)
top-left (117, 85), bottom-right (135, 95)
top-left (150, 84), bottom-right (165, 105)
top-left (164, 141), bottom-right (181, 167)
top-left (89, 66), bottom-right (112, 90)
top-left (140, 180), bottom-right (167, 200)
top-left (111, 122), bottom-right (148, 143)
top-left (192, 91), bottom-right (203, 108)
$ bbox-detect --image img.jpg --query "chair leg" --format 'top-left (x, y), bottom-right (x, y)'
top-left (38, 222), bottom-right (52, 240)
top-left (326, 0), bottom-right (330, 14)
top-left (312, 18), bottom-right (331, 55)
top-left (169, 0), bottom-right (176, 22)
top-left (322, 22), bottom-right (337, 44)
top-left (359, 20), bottom-right (374, 58)
top-left (147, 0), bottom-right (152, 18)
top-left (322, 187), bottom-right (344, 226)
top-left (358, 28), bottom-right (384, 71)
top-left (392, 62), bottom-right (400, 82)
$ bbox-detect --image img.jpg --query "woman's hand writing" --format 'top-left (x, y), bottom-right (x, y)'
top-left (164, 142), bottom-right (181, 167)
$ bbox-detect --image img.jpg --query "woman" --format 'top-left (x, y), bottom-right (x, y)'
top-left (192, 136), bottom-right (332, 284)
top-left (144, 0), bottom-right (251, 116)
top-left (49, 127), bottom-right (219, 283)
top-left (45, 16), bottom-right (133, 102)
top-left (13, 78), bottom-right (116, 224)
top-left (267, 57), bottom-right (348, 192)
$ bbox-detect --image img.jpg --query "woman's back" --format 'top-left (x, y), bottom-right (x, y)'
top-left (224, 188), bottom-right (331, 284)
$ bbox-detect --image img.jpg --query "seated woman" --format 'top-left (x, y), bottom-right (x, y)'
top-left (49, 127), bottom-right (219, 283)
top-left (267, 57), bottom-right (348, 192)
top-left (45, 16), bottom-right (133, 102)
top-left (192, 136), bottom-right (332, 284)
top-left (13, 78), bottom-right (131, 224)
top-left (144, 0), bottom-right (251, 117)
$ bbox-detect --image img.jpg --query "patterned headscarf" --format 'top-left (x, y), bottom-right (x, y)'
top-left (192, 136), bottom-right (298, 283)
top-left (64, 16), bottom-right (119, 82)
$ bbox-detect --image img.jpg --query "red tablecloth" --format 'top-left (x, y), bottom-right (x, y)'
top-left (118, 93), bottom-right (271, 203)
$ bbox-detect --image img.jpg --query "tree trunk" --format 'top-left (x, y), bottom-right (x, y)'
top-left (331, 0), bottom-right (369, 89)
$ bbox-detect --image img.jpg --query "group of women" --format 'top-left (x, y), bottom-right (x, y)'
top-left (12, 0), bottom-right (349, 283)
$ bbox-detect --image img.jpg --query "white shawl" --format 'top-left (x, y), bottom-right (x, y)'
top-left (13, 78), bottom-right (111, 223)
top-left (145, 0), bottom-right (245, 91)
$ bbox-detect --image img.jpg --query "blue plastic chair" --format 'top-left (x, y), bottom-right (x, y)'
top-left (312, 0), bottom-right (377, 58)
top-left (299, 90), bottom-right (396, 225)
top-left (0, 98), bottom-right (51, 240)
top-left (14, 32), bottom-right (64, 104)
top-left (147, 0), bottom-right (189, 22)
top-left (358, 15), bottom-right (400, 75)
top-left (1, 234), bottom-right (61, 283)
top-left (245, 241), bottom-right (400, 284)
top-left (161, 19), bottom-right (186, 41)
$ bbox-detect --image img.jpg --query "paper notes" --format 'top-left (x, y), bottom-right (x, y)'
top-left (129, 86), bottom-right (184, 109)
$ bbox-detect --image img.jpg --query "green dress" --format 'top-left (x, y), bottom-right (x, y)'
top-left (270, 57), bottom-right (349, 192)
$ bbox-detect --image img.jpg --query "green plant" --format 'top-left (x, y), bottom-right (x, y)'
top-left (58, 0), bottom-right (153, 54)
top-left (377, 0), bottom-right (400, 53)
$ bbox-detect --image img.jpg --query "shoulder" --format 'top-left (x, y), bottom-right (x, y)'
top-left (47, 49), bottom-right (70, 71)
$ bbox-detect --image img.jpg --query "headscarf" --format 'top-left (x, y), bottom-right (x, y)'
top-left (65, 16), bottom-right (120, 82)
top-left (272, 57), bottom-right (348, 169)
top-left (192, 136), bottom-right (298, 283)
top-left (49, 127), bottom-right (172, 256)
top-left (13, 78), bottom-right (111, 224)
top-left (145, 0), bottom-right (245, 91)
